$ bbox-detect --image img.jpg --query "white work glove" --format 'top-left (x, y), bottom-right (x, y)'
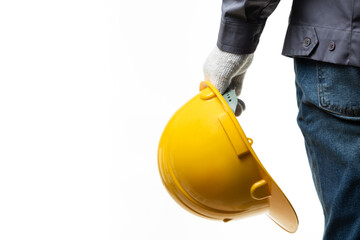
top-left (203, 47), bottom-right (254, 116)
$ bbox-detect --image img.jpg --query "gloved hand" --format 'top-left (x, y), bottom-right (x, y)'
top-left (203, 46), bottom-right (254, 116)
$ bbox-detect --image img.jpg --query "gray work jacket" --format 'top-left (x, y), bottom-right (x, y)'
top-left (218, 0), bottom-right (360, 67)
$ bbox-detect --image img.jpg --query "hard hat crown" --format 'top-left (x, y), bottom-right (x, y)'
top-left (158, 82), bottom-right (298, 233)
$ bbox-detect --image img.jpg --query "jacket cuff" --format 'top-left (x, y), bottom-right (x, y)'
top-left (217, 18), bottom-right (266, 54)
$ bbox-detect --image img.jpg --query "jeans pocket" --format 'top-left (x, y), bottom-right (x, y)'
top-left (317, 62), bottom-right (360, 117)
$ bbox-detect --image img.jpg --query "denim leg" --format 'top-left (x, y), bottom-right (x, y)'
top-left (294, 58), bottom-right (360, 240)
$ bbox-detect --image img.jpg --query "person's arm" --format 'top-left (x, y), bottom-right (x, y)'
top-left (218, 0), bottom-right (281, 54)
top-left (204, 0), bottom-right (281, 115)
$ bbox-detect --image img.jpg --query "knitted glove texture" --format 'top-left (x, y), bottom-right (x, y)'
top-left (203, 47), bottom-right (253, 96)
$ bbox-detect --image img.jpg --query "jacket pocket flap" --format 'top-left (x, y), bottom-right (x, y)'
top-left (282, 25), bottom-right (319, 57)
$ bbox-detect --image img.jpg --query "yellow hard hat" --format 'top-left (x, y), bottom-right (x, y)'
top-left (158, 81), bottom-right (298, 233)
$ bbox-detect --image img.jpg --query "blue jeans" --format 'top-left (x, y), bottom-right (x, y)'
top-left (294, 58), bottom-right (360, 240)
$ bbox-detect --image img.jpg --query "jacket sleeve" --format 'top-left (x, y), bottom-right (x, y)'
top-left (217, 0), bottom-right (280, 54)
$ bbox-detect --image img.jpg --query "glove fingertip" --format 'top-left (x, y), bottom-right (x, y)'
top-left (235, 99), bottom-right (246, 117)
top-left (238, 99), bottom-right (246, 111)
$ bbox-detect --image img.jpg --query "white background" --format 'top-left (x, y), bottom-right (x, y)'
top-left (0, 1), bottom-right (324, 239)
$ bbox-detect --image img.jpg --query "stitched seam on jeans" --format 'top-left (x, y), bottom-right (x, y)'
top-left (317, 64), bottom-right (345, 114)
top-left (318, 63), bottom-right (325, 109)
top-left (318, 64), bottom-right (360, 117)
top-left (324, 100), bottom-right (360, 116)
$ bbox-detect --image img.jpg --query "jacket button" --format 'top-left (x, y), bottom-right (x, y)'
top-left (328, 41), bottom-right (336, 51)
top-left (303, 37), bottom-right (311, 47)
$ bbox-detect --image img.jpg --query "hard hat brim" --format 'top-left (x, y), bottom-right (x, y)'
top-left (200, 81), bottom-right (299, 233)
